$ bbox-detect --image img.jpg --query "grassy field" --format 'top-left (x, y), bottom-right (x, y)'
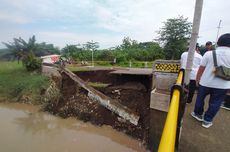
top-left (0, 61), bottom-right (50, 102)
top-left (67, 61), bottom-right (154, 72)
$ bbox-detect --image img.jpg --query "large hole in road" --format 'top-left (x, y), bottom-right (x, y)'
top-left (45, 69), bottom-right (152, 147)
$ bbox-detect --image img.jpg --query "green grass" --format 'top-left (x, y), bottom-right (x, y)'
top-left (94, 61), bottom-right (154, 68)
top-left (67, 61), bottom-right (154, 72)
top-left (0, 61), bottom-right (50, 102)
top-left (116, 61), bottom-right (154, 68)
top-left (87, 82), bottom-right (110, 88)
top-left (67, 65), bottom-right (94, 72)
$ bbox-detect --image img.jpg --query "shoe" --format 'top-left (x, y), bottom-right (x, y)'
top-left (186, 102), bottom-right (192, 105)
top-left (220, 105), bottom-right (230, 111)
top-left (191, 112), bottom-right (203, 121)
top-left (202, 121), bottom-right (213, 128)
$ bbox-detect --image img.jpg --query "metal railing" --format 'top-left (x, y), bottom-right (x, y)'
top-left (158, 70), bottom-right (185, 152)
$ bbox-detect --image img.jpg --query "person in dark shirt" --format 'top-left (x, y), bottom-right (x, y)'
top-left (201, 41), bottom-right (212, 56)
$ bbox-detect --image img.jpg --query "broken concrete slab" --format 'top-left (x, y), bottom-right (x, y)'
top-left (150, 89), bottom-right (171, 112)
top-left (154, 72), bottom-right (178, 92)
top-left (62, 68), bottom-right (140, 125)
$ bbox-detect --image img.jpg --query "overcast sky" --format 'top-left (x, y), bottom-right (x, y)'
top-left (0, 0), bottom-right (229, 49)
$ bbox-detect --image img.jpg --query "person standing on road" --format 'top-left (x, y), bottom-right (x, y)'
top-left (201, 41), bottom-right (213, 56)
top-left (180, 43), bottom-right (203, 104)
top-left (191, 33), bottom-right (230, 128)
top-left (221, 90), bottom-right (230, 110)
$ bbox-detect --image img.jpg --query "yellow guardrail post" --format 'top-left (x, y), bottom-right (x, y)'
top-left (158, 70), bottom-right (184, 152)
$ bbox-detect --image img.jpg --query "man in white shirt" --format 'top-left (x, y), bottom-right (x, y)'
top-left (180, 44), bottom-right (202, 103)
top-left (191, 33), bottom-right (230, 128)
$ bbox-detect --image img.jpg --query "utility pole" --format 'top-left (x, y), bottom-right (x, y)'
top-left (215, 20), bottom-right (222, 47)
top-left (92, 45), bottom-right (94, 67)
top-left (184, 0), bottom-right (204, 85)
top-left (84, 40), bottom-right (99, 67)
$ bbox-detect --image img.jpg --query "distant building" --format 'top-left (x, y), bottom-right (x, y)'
top-left (40, 54), bottom-right (60, 64)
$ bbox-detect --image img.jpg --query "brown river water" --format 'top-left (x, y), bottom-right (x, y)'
top-left (0, 103), bottom-right (146, 152)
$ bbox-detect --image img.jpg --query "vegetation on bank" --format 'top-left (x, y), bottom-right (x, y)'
top-left (2, 36), bottom-right (54, 72)
top-left (0, 62), bottom-right (50, 103)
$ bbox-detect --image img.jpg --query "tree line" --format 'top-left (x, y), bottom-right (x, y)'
top-left (61, 38), bottom-right (165, 63)
top-left (61, 16), bottom-right (192, 62)
top-left (1, 16), bottom-right (194, 70)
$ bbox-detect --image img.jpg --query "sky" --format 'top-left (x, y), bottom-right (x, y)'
top-left (0, 0), bottom-right (229, 49)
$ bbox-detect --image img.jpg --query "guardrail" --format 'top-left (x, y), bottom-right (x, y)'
top-left (158, 69), bottom-right (185, 152)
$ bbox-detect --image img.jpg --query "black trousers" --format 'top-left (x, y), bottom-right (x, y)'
top-left (187, 80), bottom-right (197, 103)
top-left (224, 95), bottom-right (230, 107)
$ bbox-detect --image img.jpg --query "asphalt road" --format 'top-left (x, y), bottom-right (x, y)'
top-left (179, 95), bottom-right (230, 152)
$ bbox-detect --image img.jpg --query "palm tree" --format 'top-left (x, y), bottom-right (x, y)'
top-left (2, 35), bottom-right (37, 63)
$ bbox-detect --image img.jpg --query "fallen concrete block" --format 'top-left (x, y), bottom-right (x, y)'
top-left (62, 68), bottom-right (140, 125)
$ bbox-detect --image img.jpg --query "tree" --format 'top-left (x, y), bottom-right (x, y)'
top-left (139, 42), bottom-right (165, 60)
top-left (83, 41), bottom-right (99, 51)
top-left (2, 36), bottom-right (37, 63)
top-left (2, 36), bottom-right (47, 71)
top-left (83, 41), bottom-right (99, 66)
top-left (35, 42), bottom-right (60, 56)
top-left (61, 44), bottom-right (82, 59)
top-left (118, 37), bottom-right (165, 61)
top-left (95, 50), bottom-right (115, 61)
top-left (157, 16), bottom-right (192, 59)
top-left (120, 37), bottom-right (133, 50)
top-left (3, 36), bottom-right (60, 60)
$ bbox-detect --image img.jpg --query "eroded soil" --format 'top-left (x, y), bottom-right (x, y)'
top-left (44, 70), bottom-right (151, 147)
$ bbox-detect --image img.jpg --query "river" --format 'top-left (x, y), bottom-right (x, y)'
top-left (0, 103), bottom-right (146, 152)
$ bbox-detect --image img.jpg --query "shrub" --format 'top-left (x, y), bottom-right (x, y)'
top-left (11, 82), bottom-right (25, 97)
top-left (23, 53), bottom-right (42, 71)
top-left (94, 61), bottom-right (111, 66)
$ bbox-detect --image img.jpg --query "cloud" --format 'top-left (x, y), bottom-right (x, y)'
top-left (0, 0), bottom-right (229, 49)
top-left (0, 11), bottom-right (31, 24)
top-left (36, 31), bottom-right (123, 48)
top-left (93, 0), bottom-right (195, 39)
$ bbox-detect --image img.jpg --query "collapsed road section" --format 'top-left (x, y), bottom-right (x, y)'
top-left (63, 68), bottom-right (140, 125)
top-left (44, 66), bottom-right (152, 144)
